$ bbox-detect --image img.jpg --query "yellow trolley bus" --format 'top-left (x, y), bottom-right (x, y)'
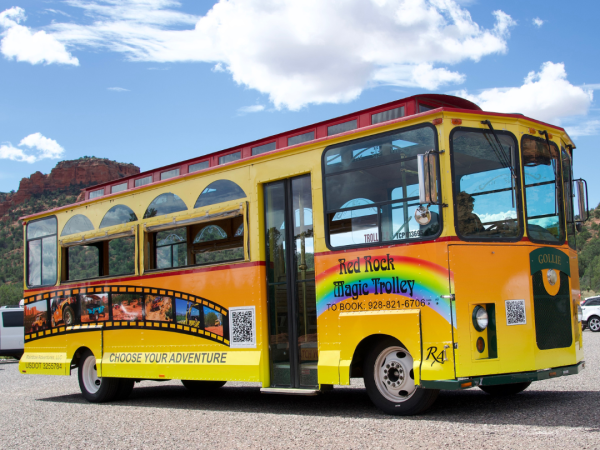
top-left (19, 94), bottom-right (588, 415)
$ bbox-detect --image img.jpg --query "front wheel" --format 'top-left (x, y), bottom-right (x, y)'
top-left (588, 316), bottom-right (600, 332)
top-left (364, 338), bottom-right (439, 416)
top-left (479, 381), bottom-right (531, 396)
top-left (78, 350), bottom-right (119, 402)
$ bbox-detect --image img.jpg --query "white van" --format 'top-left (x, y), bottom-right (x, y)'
top-left (0, 305), bottom-right (24, 359)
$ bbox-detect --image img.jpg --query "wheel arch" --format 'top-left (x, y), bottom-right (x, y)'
top-left (350, 334), bottom-right (404, 378)
top-left (69, 346), bottom-right (93, 373)
top-left (338, 310), bottom-right (422, 385)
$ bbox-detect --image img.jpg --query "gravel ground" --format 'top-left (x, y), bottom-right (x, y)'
top-left (1, 332), bottom-right (599, 449)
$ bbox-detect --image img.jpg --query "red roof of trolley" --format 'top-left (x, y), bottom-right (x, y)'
top-left (20, 93), bottom-right (573, 221)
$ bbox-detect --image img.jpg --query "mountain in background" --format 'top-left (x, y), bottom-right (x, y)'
top-left (0, 157), bottom-right (139, 306)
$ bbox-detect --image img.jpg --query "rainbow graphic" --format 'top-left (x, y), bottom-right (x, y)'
top-left (316, 254), bottom-right (454, 324)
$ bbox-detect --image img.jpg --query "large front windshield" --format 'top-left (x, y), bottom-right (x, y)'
top-left (451, 129), bottom-right (521, 240)
top-left (522, 136), bottom-right (565, 244)
top-left (323, 124), bottom-right (440, 248)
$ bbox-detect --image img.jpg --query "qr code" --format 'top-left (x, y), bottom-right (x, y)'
top-left (230, 306), bottom-right (256, 348)
top-left (506, 299), bottom-right (526, 326)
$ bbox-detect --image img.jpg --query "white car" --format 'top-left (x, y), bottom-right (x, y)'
top-left (0, 305), bottom-right (24, 359)
top-left (582, 297), bottom-right (600, 332)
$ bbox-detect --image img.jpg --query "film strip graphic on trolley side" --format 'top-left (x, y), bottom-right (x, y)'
top-left (22, 285), bottom-right (230, 346)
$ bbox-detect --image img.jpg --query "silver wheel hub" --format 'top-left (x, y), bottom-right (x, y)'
top-left (82, 355), bottom-right (101, 394)
top-left (374, 346), bottom-right (416, 402)
top-left (590, 318), bottom-right (600, 331)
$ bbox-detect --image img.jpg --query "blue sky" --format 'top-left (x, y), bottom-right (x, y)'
top-left (1, 0), bottom-right (599, 205)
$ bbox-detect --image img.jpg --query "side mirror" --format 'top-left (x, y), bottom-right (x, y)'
top-left (575, 179), bottom-right (589, 222)
top-left (418, 152), bottom-right (438, 205)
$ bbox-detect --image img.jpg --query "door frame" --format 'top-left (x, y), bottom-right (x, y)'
top-left (263, 174), bottom-right (313, 388)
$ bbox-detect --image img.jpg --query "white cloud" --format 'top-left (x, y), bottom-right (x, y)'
top-left (0, 7), bottom-right (79, 65)
top-left (0, 133), bottom-right (65, 163)
top-left (565, 120), bottom-right (600, 138)
top-left (45, 9), bottom-right (72, 18)
top-left (372, 63), bottom-right (465, 90)
top-left (0, 144), bottom-right (36, 163)
top-left (19, 133), bottom-right (65, 159)
top-left (38, 0), bottom-right (516, 110)
top-left (108, 87), bottom-right (129, 92)
top-left (238, 105), bottom-right (265, 114)
top-left (533, 18), bottom-right (544, 28)
top-left (454, 62), bottom-right (593, 124)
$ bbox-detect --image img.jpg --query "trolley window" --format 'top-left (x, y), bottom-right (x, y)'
top-left (26, 216), bottom-right (57, 287)
top-left (451, 128), bottom-right (522, 240)
top-left (323, 124), bottom-right (440, 248)
top-left (522, 136), bottom-right (565, 244)
top-left (65, 235), bottom-right (135, 281)
top-left (147, 216), bottom-right (244, 270)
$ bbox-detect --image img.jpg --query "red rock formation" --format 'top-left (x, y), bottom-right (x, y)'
top-left (0, 158), bottom-right (140, 216)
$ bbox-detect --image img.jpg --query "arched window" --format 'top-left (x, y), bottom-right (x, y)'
top-left (194, 180), bottom-right (246, 208)
top-left (193, 225), bottom-right (227, 243)
top-left (143, 193), bottom-right (187, 219)
top-left (61, 214), bottom-right (94, 236)
top-left (100, 205), bottom-right (138, 228)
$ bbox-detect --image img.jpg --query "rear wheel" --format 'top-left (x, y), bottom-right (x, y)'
top-left (588, 316), bottom-right (600, 332)
top-left (364, 338), bottom-right (439, 416)
top-left (479, 382), bottom-right (531, 396)
top-left (114, 379), bottom-right (135, 400)
top-left (181, 380), bottom-right (226, 392)
top-left (78, 350), bottom-right (119, 402)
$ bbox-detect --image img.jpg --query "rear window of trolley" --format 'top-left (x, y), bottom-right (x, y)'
top-left (26, 216), bottom-right (57, 287)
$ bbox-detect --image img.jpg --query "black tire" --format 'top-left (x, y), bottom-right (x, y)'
top-left (78, 350), bottom-right (120, 403)
top-left (588, 316), bottom-right (600, 332)
top-left (114, 379), bottom-right (135, 401)
top-left (63, 306), bottom-right (75, 326)
top-left (364, 338), bottom-right (439, 416)
top-left (479, 381), bottom-right (531, 396)
top-left (181, 380), bottom-right (226, 392)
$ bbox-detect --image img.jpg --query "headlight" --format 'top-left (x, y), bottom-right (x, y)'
top-left (472, 305), bottom-right (488, 331)
top-left (578, 305), bottom-right (583, 322)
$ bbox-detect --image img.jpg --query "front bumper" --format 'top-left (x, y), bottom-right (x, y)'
top-left (420, 361), bottom-right (585, 390)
